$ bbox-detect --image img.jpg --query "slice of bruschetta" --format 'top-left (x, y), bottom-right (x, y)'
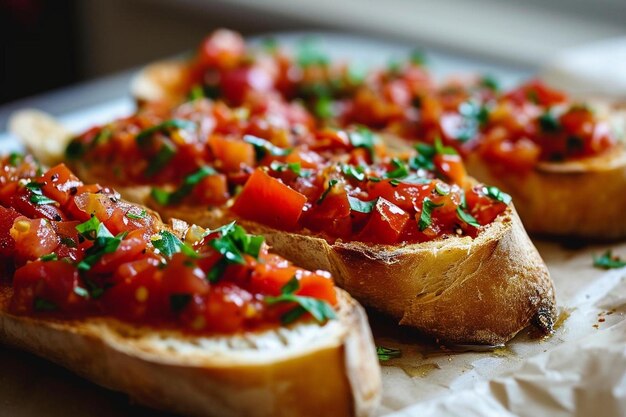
top-left (9, 109), bottom-right (557, 346)
top-left (0, 156), bottom-right (381, 417)
top-left (125, 30), bottom-right (626, 241)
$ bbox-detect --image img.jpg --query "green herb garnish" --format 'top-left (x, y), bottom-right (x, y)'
top-left (8, 152), bottom-right (23, 166)
top-left (456, 207), bottom-right (480, 228)
top-left (348, 127), bottom-right (376, 158)
top-left (75, 217), bottom-right (128, 271)
top-left (377, 346), bottom-right (402, 361)
top-left (348, 196), bottom-right (378, 213)
top-left (342, 164), bottom-right (366, 181)
top-left (150, 166), bottom-right (217, 206)
top-left (384, 158), bottom-right (409, 179)
top-left (136, 119), bottom-right (196, 146)
top-left (317, 179), bottom-right (338, 204)
top-left (539, 112), bottom-right (561, 132)
top-left (40, 253), bottom-right (58, 262)
top-left (480, 75), bottom-right (499, 91)
top-left (265, 276), bottom-right (336, 325)
top-left (482, 186), bottom-right (512, 205)
top-left (125, 209), bottom-right (147, 220)
top-left (25, 181), bottom-right (57, 206)
top-left (593, 251), bottom-right (626, 269)
top-left (418, 198), bottom-right (443, 231)
top-left (270, 160), bottom-right (305, 176)
top-left (152, 230), bottom-right (198, 259)
top-left (244, 135), bottom-right (292, 160)
top-left (296, 38), bottom-right (329, 67)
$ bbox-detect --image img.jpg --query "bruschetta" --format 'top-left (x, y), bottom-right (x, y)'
top-left (127, 29), bottom-right (626, 240)
top-left (0, 155), bottom-right (381, 417)
top-left (10, 103), bottom-right (556, 346)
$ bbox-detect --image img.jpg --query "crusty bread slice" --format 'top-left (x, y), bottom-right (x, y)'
top-left (465, 147), bottom-right (626, 240)
top-left (9, 110), bottom-right (557, 346)
top-left (151, 204), bottom-right (556, 346)
top-left (0, 283), bottom-right (380, 417)
top-left (131, 60), bottom-right (191, 108)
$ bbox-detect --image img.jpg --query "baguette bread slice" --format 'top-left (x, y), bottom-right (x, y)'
top-left (465, 147), bottom-right (626, 240)
top-left (0, 287), bottom-right (381, 417)
top-left (9, 110), bottom-right (557, 346)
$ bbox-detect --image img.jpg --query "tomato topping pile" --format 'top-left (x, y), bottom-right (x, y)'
top-left (184, 30), bottom-right (620, 173)
top-left (0, 155), bottom-right (337, 333)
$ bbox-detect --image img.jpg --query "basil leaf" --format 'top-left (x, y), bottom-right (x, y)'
top-left (136, 119), bottom-right (196, 146)
top-left (151, 166), bottom-right (217, 205)
top-left (77, 229), bottom-right (128, 271)
top-left (348, 196), bottom-right (378, 213)
top-left (125, 209), bottom-right (147, 220)
top-left (265, 277), bottom-right (336, 325)
top-left (348, 127), bottom-right (376, 157)
top-left (40, 253), bottom-right (58, 262)
top-left (188, 85), bottom-right (205, 101)
top-left (317, 179), bottom-right (338, 204)
top-left (144, 141), bottom-right (176, 177)
top-left (456, 207), bottom-right (480, 228)
top-left (456, 101), bottom-right (489, 142)
top-left (204, 222), bottom-right (265, 268)
top-left (313, 96), bottom-right (333, 119)
top-left (152, 231), bottom-right (198, 259)
top-left (435, 183), bottom-right (450, 196)
top-left (270, 161), bottom-right (306, 177)
top-left (342, 164), bottom-right (366, 181)
top-left (384, 158), bottom-right (409, 179)
top-left (593, 251), bottom-right (626, 270)
top-left (75, 216), bottom-right (105, 240)
top-left (539, 112), bottom-right (561, 132)
top-left (418, 198), bottom-right (443, 231)
top-left (244, 135), bottom-right (292, 160)
top-left (377, 346), bottom-right (402, 361)
top-left (25, 181), bottom-right (57, 206)
top-left (170, 294), bottom-right (192, 313)
top-left (8, 152), bottom-right (23, 166)
top-left (207, 258), bottom-right (227, 283)
top-left (434, 136), bottom-right (458, 156)
top-left (482, 186), bottom-right (512, 205)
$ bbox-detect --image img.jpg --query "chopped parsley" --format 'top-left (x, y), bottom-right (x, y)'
top-left (135, 119), bottom-right (196, 146)
top-left (25, 181), bottom-right (57, 206)
top-left (151, 230), bottom-right (198, 258)
top-left (479, 75), bottom-right (499, 92)
top-left (348, 127), bottom-right (376, 158)
top-left (270, 160), bottom-right (307, 177)
top-left (188, 85), bottom-right (205, 101)
top-left (313, 96), bottom-right (333, 119)
top-left (244, 135), bottom-right (292, 160)
top-left (482, 186), bottom-right (512, 205)
top-left (539, 112), bottom-right (561, 132)
top-left (384, 158), bottom-right (409, 179)
top-left (317, 179), bottom-right (338, 204)
top-left (8, 152), bottom-right (23, 166)
top-left (150, 166), bottom-right (217, 206)
top-left (376, 346), bottom-right (402, 361)
top-left (348, 196), bottom-right (378, 213)
top-left (434, 183), bottom-right (450, 196)
top-left (265, 276), bottom-right (336, 325)
top-left (456, 101), bottom-right (489, 142)
top-left (203, 222), bottom-right (265, 282)
top-left (593, 251), bottom-right (626, 270)
top-left (456, 207), bottom-right (480, 228)
top-left (409, 49), bottom-right (426, 66)
top-left (40, 253), bottom-right (58, 262)
top-left (418, 198), bottom-right (443, 231)
top-left (342, 164), bottom-right (366, 181)
top-left (125, 209), bottom-right (147, 220)
top-left (144, 141), bottom-right (176, 177)
top-left (75, 217), bottom-right (128, 272)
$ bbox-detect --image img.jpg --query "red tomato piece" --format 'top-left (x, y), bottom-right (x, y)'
top-left (358, 198), bottom-right (410, 244)
top-left (209, 135), bottom-right (256, 172)
top-left (40, 164), bottom-right (83, 206)
top-left (10, 217), bottom-right (59, 263)
top-left (197, 29), bottom-right (246, 70)
top-left (232, 168), bottom-right (307, 230)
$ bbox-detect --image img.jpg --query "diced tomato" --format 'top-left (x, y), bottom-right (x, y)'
top-left (40, 164), bottom-right (83, 206)
top-left (11, 260), bottom-right (86, 314)
top-left (220, 65), bottom-right (275, 105)
top-left (357, 198), bottom-right (410, 244)
top-left (197, 29), bottom-right (246, 70)
top-left (159, 253), bottom-right (209, 297)
top-left (193, 173), bottom-right (230, 205)
top-left (298, 272), bottom-right (337, 305)
top-left (0, 206), bottom-right (21, 258)
top-left (232, 168), bottom-right (307, 230)
top-left (434, 153), bottom-right (467, 185)
top-left (203, 282), bottom-right (254, 333)
top-left (505, 79), bottom-right (567, 107)
top-left (10, 217), bottom-right (59, 263)
top-left (209, 135), bottom-right (256, 172)
top-left (101, 266), bottom-right (164, 321)
top-left (90, 230), bottom-right (147, 274)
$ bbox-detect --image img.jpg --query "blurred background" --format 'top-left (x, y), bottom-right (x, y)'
top-left (2, 0), bottom-right (626, 104)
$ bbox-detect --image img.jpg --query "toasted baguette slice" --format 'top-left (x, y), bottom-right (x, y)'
top-left (0, 287), bottom-right (380, 417)
top-left (9, 110), bottom-right (557, 346)
top-left (153, 204), bottom-right (556, 346)
top-left (131, 60), bottom-right (192, 108)
top-left (465, 147), bottom-right (626, 240)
